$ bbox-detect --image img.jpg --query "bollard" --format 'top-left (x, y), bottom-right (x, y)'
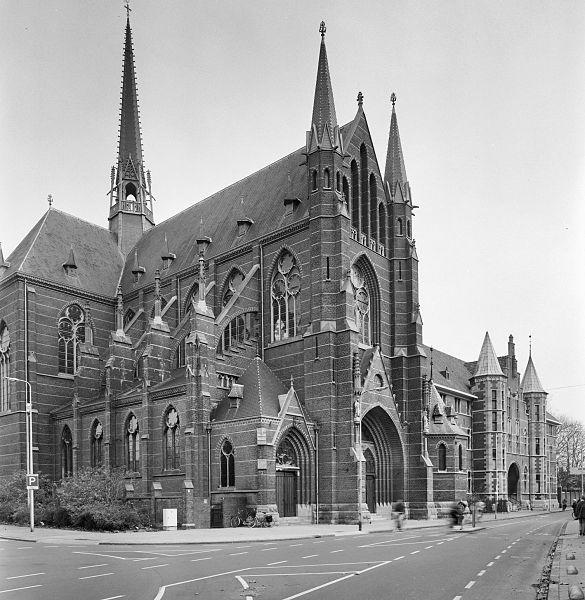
top-left (568, 584), bottom-right (585, 600)
top-left (567, 566), bottom-right (579, 575)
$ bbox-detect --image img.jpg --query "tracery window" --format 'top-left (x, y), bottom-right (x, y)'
top-left (123, 309), bottom-right (136, 327)
top-left (126, 414), bottom-right (140, 472)
top-left (217, 312), bottom-right (258, 355)
top-left (350, 263), bottom-right (371, 345)
top-left (61, 425), bottom-right (73, 478)
top-left (175, 336), bottom-right (187, 368)
top-left (58, 304), bottom-right (86, 375)
top-left (271, 251), bottom-right (301, 342)
top-left (90, 420), bottom-right (103, 467)
top-left (0, 321), bottom-right (10, 411)
top-left (222, 270), bottom-right (245, 307)
top-left (163, 407), bottom-right (180, 470)
top-left (276, 437), bottom-right (298, 467)
top-left (220, 440), bottom-right (235, 487)
top-left (523, 466), bottom-right (528, 492)
top-left (438, 443), bottom-right (447, 471)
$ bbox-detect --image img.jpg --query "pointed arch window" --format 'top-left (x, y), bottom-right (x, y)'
top-left (271, 251), bottom-right (301, 342)
top-left (523, 466), bottom-right (528, 492)
top-left (369, 173), bottom-right (377, 243)
top-left (351, 160), bottom-right (360, 232)
top-left (323, 168), bottom-right (331, 189)
top-left (378, 203), bottom-right (387, 251)
top-left (126, 414), bottom-right (140, 472)
top-left (123, 308), bottom-right (136, 328)
top-left (220, 440), bottom-right (235, 487)
top-left (397, 218), bottom-right (403, 236)
top-left (58, 304), bottom-right (86, 375)
top-left (458, 444), bottom-right (463, 471)
top-left (438, 443), bottom-right (447, 471)
top-left (90, 420), bottom-right (103, 468)
top-left (217, 312), bottom-right (258, 355)
top-left (222, 270), bottom-right (245, 307)
top-left (350, 263), bottom-right (371, 345)
top-left (360, 145), bottom-right (369, 237)
top-left (336, 171), bottom-right (341, 191)
top-left (311, 170), bottom-right (318, 191)
top-left (175, 336), bottom-right (187, 368)
top-left (407, 219), bottom-right (411, 238)
top-left (61, 425), bottom-right (73, 478)
top-left (163, 407), bottom-right (180, 470)
top-left (0, 321), bottom-right (11, 411)
top-left (184, 283), bottom-right (199, 315)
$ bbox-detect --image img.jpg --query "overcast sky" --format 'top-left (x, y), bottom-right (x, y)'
top-left (1, 1), bottom-right (584, 423)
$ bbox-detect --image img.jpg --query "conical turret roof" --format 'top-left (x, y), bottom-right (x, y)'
top-left (384, 94), bottom-right (408, 196)
top-left (310, 22), bottom-right (337, 143)
top-left (117, 15), bottom-right (143, 174)
top-left (521, 355), bottom-right (546, 394)
top-left (474, 332), bottom-right (504, 377)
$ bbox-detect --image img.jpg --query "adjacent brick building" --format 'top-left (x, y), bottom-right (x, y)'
top-left (0, 16), bottom-right (558, 527)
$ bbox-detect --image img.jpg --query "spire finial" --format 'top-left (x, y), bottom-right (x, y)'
top-left (430, 346), bottom-right (434, 380)
top-left (529, 334), bottom-right (532, 357)
top-left (124, 1), bottom-right (131, 19)
top-left (47, 194), bottom-right (53, 207)
top-left (391, 92), bottom-right (396, 108)
top-left (357, 91), bottom-right (363, 107)
top-left (319, 21), bottom-right (326, 37)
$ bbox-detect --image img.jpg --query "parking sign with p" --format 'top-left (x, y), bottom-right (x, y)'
top-left (26, 474), bottom-right (39, 490)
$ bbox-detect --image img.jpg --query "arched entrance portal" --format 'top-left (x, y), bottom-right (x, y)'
top-left (508, 463), bottom-right (520, 500)
top-left (361, 406), bottom-right (405, 513)
top-left (275, 428), bottom-right (312, 518)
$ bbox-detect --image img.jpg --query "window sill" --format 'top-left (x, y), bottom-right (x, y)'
top-left (158, 470), bottom-right (185, 477)
top-left (267, 335), bottom-right (303, 348)
top-left (57, 373), bottom-right (74, 380)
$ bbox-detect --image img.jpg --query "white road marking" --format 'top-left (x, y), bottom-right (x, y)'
top-left (465, 581), bottom-right (475, 589)
top-left (437, 542), bottom-right (444, 545)
top-left (78, 564), bottom-right (108, 570)
top-left (313, 541), bottom-right (324, 544)
top-left (229, 552), bottom-right (248, 556)
top-left (394, 556), bottom-right (404, 560)
top-left (267, 561), bottom-right (287, 565)
top-left (99, 596), bottom-right (125, 600)
top-left (140, 564), bottom-right (169, 570)
top-left (6, 573), bottom-right (44, 580)
top-left (247, 572), bottom-right (356, 577)
top-left (487, 562), bottom-right (494, 567)
top-left (289, 544), bottom-right (303, 547)
top-left (16, 547), bottom-right (32, 550)
top-left (330, 550), bottom-right (344, 553)
top-left (453, 596), bottom-right (462, 600)
top-left (79, 573), bottom-right (114, 580)
top-left (501, 550), bottom-right (507, 554)
top-left (261, 548), bottom-right (278, 552)
top-left (358, 535), bottom-right (420, 548)
top-left (74, 551), bottom-right (130, 561)
top-left (235, 576), bottom-right (249, 590)
top-left (425, 546), bottom-right (434, 549)
top-left (477, 570), bottom-right (486, 576)
top-left (301, 555), bottom-right (318, 559)
top-left (45, 546), bottom-right (59, 548)
top-left (410, 551), bottom-right (420, 555)
top-left (0, 584), bottom-right (43, 595)
top-left (190, 557), bottom-right (212, 563)
top-left (495, 555), bottom-right (501, 559)
top-left (507, 545), bottom-right (513, 548)
top-left (235, 545), bottom-right (252, 549)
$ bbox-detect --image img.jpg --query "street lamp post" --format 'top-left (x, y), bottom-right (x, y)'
top-left (7, 377), bottom-right (34, 532)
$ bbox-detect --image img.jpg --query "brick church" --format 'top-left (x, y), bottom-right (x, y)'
top-left (0, 15), bottom-right (558, 527)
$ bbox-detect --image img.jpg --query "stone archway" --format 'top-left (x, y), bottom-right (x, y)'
top-left (361, 406), bottom-right (405, 512)
top-left (508, 463), bottom-right (520, 500)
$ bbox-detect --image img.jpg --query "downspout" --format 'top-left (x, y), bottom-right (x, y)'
top-left (206, 424), bottom-right (212, 500)
top-left (24, 279), bottom-right (29, 473)
top-left (314, 426), bottom-right (319, 525)
top-left (259, 245), bottom-right (264, 360)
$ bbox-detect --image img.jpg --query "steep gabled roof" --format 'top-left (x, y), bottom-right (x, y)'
top-left (2, 208), bottom-right (124, 297)
top-left (521, 355), bottom-right (547, 394)
top-left (421, 344), bottom-right (474, 397)
top-left (213, 356), bottom-right (284, 422)
top-left (473, 332), bottom-right (504, 377)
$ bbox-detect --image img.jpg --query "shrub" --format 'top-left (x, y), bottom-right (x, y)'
top-left (0, 470), bottom-right (53, 525)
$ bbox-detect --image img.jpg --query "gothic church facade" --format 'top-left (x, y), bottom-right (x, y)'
top-left (0, 17), bottom-right (558, 527)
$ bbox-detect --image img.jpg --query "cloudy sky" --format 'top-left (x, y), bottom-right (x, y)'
top-left (1, 1), bottom-right (584, 422)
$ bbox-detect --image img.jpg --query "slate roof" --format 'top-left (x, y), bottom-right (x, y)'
top-left (213, 356), bottom-right (284, 422)
top-left (422, 344), bottom-right (474, 396)
top-left (2, 208), bottom-right (124, 297)
top-left (521, 355), bottom-right (547, 394)
top-left (119, 120), bottom-right (353, 293)
top-left (311, 31), bottom-right (338, 140)
top-left (384, 103), bottom-right (408, 194)
top-left (428, 380), bottom-right (468, 436)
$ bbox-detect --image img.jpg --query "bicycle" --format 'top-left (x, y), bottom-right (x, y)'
top-left (252, 511), bottom-right (273, 527)
top-left (229, 507), bottom-right (255, 527)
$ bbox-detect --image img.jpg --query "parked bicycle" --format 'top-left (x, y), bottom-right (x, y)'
top-left (252, 511), bottom-right (273, 528)
top-left (229, 507), bottom-right (255, 527)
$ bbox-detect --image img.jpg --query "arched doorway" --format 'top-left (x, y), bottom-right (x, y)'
top-left (508, 463), bottom-right (520, 500)
top-left (361, 406), bottom-right (405, 512)
top-left (275, 428), bottom-right (312, 518)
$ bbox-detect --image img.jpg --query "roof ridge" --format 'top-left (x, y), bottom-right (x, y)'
top-left (18, 209), bottom-right (52, 271)
top-left (50, 207), bottom-right (113, 234)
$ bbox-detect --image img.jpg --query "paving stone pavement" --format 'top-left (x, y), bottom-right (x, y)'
top-left (549, 517), bottom-right (585, 600)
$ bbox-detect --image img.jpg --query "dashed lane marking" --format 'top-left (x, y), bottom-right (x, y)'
top-left (79, 573), bottom-right (114, 580)
top-left (0, 584), bottom-right (43, 595)
top-left (235, 576), bottom-right (249, 590)
top-left (425, 546), bottom-right (434, 549)
top-left (501, 550), bottom-right (507, 554)
top-left (190, 557), bottom-right (212, 563)
top-left (73, 551), bottom-right (130, 561)
top-left (140, 564), bottom-right (169, 570)
top-left (229, 552), bottom-right (248, 556)
top-left (495, 555), bottom-right (501, 560)
top-left (289, 544), bottom-right (303, 547)
top-left (301, 555), bottom-right (318, 559)
top-left (465, 581), bottom-right (476, 589)
top-left (6, 573), bottom-right (44, 580)
top-left (99, 596), bottom-right (125, 600)
top-left (487, 562), bottom-right (494, 567)
top-left (261, 548), bottom-right (278, 552)
top-left (78, 564), bottom-right (109, 570)
top-left (453, 596), bottom-right (462, 600)
top-left (235, 546), bottom-right (252, 549)
top-left (267, 561), bottom-right (287, 566)
top-left (410, 551), bottom-right (420, 555)
top-left (477, 570), bottom-right (486, 576)
top-left (330, 550), bottom-right (344, 554)
top-left (16, 547), bottom-right (32, 550)
top-left (313, 541), bottom-right (325, 544)
top-left (394, 556), bottom-right (405, 561)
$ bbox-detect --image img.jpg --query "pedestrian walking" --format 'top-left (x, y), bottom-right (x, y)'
top-left (562, 498), bottom-right (567, 511)
top-left (575, 496), bottom-right (585, 536)
top-left (393, 499), bottom-right (405, 531)
top-left (573, 499), bottom-right (578, 518)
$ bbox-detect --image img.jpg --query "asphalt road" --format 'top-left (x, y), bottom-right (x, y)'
top-left (0, 512), bottom-right (568, 600)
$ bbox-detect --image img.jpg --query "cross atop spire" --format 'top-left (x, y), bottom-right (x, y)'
top-left (319, 21), bottom-right (326, 37)
top-left (391, 92), bottom-right (396, 108)
top-left (124, 1), bottom-right (131, 19)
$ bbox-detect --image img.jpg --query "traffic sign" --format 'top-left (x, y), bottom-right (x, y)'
top-left (26, 474), bottom-right (39, 490)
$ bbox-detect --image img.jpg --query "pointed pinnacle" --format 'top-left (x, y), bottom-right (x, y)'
top-left (319, 21), bottom-right (326, 37)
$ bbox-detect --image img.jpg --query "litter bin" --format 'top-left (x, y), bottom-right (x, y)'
top-left (162, 508), bottom-right (177, 531)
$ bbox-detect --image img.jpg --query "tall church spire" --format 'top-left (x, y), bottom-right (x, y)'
top-left (307, 22), bottom-right (341, 152)
top-left (108, 8), bottom-right (155, 256)
top-left (384, 93), bottom-right (409, 199)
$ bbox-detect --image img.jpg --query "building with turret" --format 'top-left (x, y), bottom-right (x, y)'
top-left (0, 16), bottom-right (558, 526)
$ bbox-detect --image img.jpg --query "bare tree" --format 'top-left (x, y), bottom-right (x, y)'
top-left (555, 414), bottom-right (585, 491)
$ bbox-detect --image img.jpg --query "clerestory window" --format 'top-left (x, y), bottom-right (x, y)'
top-left (58, 304), bottom-right (86, 375)
top-left (220, 440), bottom-right (235, 487)
top-left (271, 251), bottom-right (301, 342)
top-left (0, 321), bottom-right (10, 411)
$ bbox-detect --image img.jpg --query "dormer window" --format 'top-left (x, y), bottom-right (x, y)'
top-left (237, 218), bottom-right (253, 237)
top-left (284, 197), bottom-right (301, 216)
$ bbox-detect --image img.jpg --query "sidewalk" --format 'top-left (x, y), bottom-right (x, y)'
top-left (0, 509), bottom-right (544, 546)
top-left (547, 517), bottom-right (585, 600)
